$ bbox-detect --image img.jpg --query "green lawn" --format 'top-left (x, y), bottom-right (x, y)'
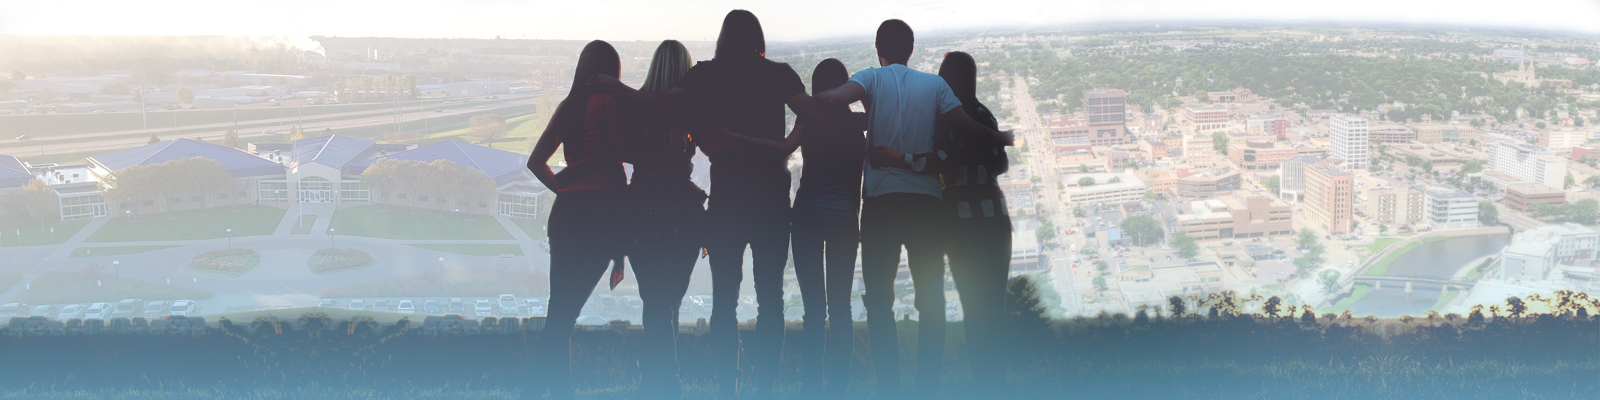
top-left (0, 217), bottom-right (91, 247)
top-left (11, 270), bottom-right (214, 304)
top-left (510, 217), bottom-right (547, 240)
top-left (1326, 282), bottom-right (1372, 314)
top-left (407, 243), bottom-right (524, 256)
top-left (328, 205), bottom-right (512, 240)
top-left (70, 245), bottom-right (179, 258)
top-left (86, 205), bottom-right (285, 243)
top-left (421, 112), bottom-right (543, 154)
top-left (1432, 286), bottom-right (1462, 311)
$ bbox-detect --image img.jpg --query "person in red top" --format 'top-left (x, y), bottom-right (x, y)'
top-left (524, 40), bottom-right (629, 400)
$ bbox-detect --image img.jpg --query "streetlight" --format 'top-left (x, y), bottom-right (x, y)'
top-left (226, 228), bottom-right (233, 249)
top-left (328, 228), bottom-right (336, 249)
top-left (113, 260), bottom-right (119, 278)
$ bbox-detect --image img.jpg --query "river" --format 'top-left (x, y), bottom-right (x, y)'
top-left (1347, 233), bottom-right (1511, 317)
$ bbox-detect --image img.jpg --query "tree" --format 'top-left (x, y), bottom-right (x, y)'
top-left (1211, 131), bottom-right (1229, 153)
top-left (1073, 207), bottom-right (1086, 217)
top-left (1125, 159), bottom-right (1139, 170)
top-left (1078, 177), bottom-right (1095, 186)
top-left (1570, 198), bottom-right (1599, 225)
top-left (1092, 275), bottom-right (1108, 292)
top-left (1530, 202), bottom-right (1554, 219)
top-left (1379, 224), bottom-right (1389, 235)
top-left (222, 130), bottom-right (241, 149)
top-left (1265, 175), bottom-right (1280, 194)
top-left (147, 134), bottom-right (161, 144)
top-left (1422, 161), bottom-right (1433, 173)
top-left (1536, 122), bottom-right (1546, 129)
top-left (1094, 260), bottom-right (1109, 273)
top-left (467, 114), bottom-right (508, 143)
top-left (1119, 214), bottom-right (1165, 246)
top-left (1460, 160), bottom-right (1483, 174)
top-left (1108, 176), bottom-right (1122, 184)
top-left (177, 87), bottom-right (194, 104)
top-left (288, 128), bottom-right (307, 141)
top-left (1479, 200), bottom-right (1499, 225)
top-left (22, 179), bottom-right (57, 230)
top-left (1195, 89), bottom-right (1209, 103)
top-left (1295, 228), bottom-right (1318, 249)
top-left (1565, 172), bottom-right (1575, 189)
top-left (1585, 175), bottom-right (1600, 189)
top-left (1171, 231), bottom-right (1199, 260)
top-left (1035, 222), bottom-right (1056, 243)
top-left (361, 159), bottom-right (401, 210)
top-left (1318, 270), bottom-right (1342, 293)
top-left (1079, 164), bottom-right (1089, 173)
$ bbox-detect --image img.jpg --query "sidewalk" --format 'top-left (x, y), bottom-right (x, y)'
top-left (0, 217), bottom-right (110, 304)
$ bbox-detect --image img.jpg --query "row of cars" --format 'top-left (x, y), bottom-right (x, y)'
top-left (1, 299), bottom-right (196, 321)
top-left (321, 295), bottom-right (549, 317)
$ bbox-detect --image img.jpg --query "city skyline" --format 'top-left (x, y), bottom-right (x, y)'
top-left (3, 0), bottom-right (1599, 43)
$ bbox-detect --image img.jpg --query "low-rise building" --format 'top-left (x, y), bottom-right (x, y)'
top-left (1541, 127), bottom-right (1588, 154)
top-left (1246, 114), bottom-right (1288, 139)
top-left (1369, 125), bottom-right (1417, 143)
top-left (1133, 168), bottom-right (1177, 196)
top-left (1389, 142), bottom-right (1466, 169)
top-left (1184, 104), bottom-right (1229, 134)
top-left (1174, 169), bottom-right (1241, 199)
top-left (1227, 139), bottom-right (1300, 171)
top-left (1501, 223), bottom-right (1599, 280)
top-left (1064, 180), bottom-right (1147, 207)
top-left (1505, 183), bottom-right (1566, 213)
top-left (1419, 184), bottom-right (1479, 229)
top-left (1117, 261), bottom-right (1228, 310)
top-left (1175, 192), bottom-right (1293, 240)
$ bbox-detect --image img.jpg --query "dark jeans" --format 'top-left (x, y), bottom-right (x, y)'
top-left (790, 208), bottom-right (860, 394)
top-left (706, 205), bottom-right (790, 391)
top-left (860, 193), bottom-right (949, 396)
top-left (630, 239), bottom-right (698, 396)
top-left (946, 214), bottom-right (1012, 393)
top-left (538, 190), bottom-right (625, 399)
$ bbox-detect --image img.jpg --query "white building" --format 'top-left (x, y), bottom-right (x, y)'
top-left (1501, 223), bottom-right (1599, 281)
top-left (1064, 180), bottom-right (1147, 207)
top-left (1418, 184), bottom-right (1478, 229)
top-left (1329, 114), bottom-right (1369, 171)
top-left (1541, 128), bottom-right (1588, 153)
top-left (1485, 140), bottom-right (1568, 189)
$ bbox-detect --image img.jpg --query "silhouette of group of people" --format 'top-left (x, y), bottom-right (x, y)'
top-left (525, 10), bottom-right (1014, 400)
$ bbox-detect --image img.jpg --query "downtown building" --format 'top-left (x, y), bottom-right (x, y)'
top-left (1418, 184), bottom-right (1479, 230)
top-left (1175, 192), bottom-right (1294, 241)
top-left (1504, 183), bottom-right (1566, 213)
top-left (1303, 162), bottom-right (1354, 235)
top-left (1501, 223), bottom-right (1599, 281)
top-left (1246, 114), bottom-right (1289, 140)
top-left (1484, 140), bottom-right (1568, 189)
top-left (1082, 89), bottom-right (1131, 145)
top-left (1184, 104), bottom-right (1229, 134)
top-left (1329, 114), bottom-right (1369, 171)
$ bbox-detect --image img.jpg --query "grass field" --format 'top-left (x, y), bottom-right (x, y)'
top-left (86, 205), bottom-right (285, 243)
top-left (328, 205), bottom-right (512, 240)
top-left (11, 270), bottom-right (214, 304)
top-left (69, 245), bottom-right (179, 258)
top-left (510, 217), bottom-right (547, 240)
top-left (406, 243), bottom-right (524, 256)
top-left (1325, 282), bottom-right (1372, 314)
top-left (1432, 286), bottom-right (1462, 310)
top-left (420, 112), bottom-right (543, 154)
top-left (0, 217), bottom-right (91, 247)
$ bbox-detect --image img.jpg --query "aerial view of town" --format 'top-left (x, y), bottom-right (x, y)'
top-left (0, 5), bottom-right (1595, 398)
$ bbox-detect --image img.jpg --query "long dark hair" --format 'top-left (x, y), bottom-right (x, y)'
top-left (939, 51), bottom-right (1007, 173)
top-left (714, 10), bottom-right (765, 61)
top-left (553, 40), bottom-right (620, 137)
top-left (639, 40), bottom-right (693, 152)
top-left (811, 58), bottom-right (850, 113)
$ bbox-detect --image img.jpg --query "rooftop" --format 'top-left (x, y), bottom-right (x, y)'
top-left (90, 139), bottom-right (284, 178)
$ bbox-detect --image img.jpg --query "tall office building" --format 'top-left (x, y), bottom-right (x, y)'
top-left (1304, 163), bottom-right (1354, 235)
top-left (1329, 114), bottom-right (1369, 171)
top-left (1083, 89), bottom-right (1129, 145)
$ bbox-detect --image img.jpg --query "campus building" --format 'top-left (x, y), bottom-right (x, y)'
top-left (87, 138), bottom-right (286, 218)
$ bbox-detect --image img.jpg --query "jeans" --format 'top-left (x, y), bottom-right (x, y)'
top-left (538, 190), bottom-right (625, 399)
top-left (705, 204), bottom-right (790, 391)
top-left (860, 193), bottom-right (949, 396)
top-left (629, 239), bottom-right (699, 396)
top-left (790, 208), bottom-right (860, 394)
top-left (946, 214), bottom-right (1012, 393)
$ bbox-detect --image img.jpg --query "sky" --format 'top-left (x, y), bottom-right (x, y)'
top-left (2, 0), bottom-right (1599, 42)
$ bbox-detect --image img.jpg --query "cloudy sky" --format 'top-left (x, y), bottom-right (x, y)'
top-left (3, 0), bottom-right (1598, 41)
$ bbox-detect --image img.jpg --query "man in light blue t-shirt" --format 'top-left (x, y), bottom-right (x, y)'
top-left (813, 19), bottom-right (1012, 397)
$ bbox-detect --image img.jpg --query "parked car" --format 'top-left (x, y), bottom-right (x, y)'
top-left (30, 305), bottom-right (54, 317)
top-left (264, 129), bottom-right (277, 135)
top-left (112, 299), bottom-right (143, 317)
top-left (522, 298), bottom-right (544, 316)
top-left (0, 303), bottom-right (24, 317)
top-left (680, 296), bottom-right (695, 316)
top-left (85, 303), bottom-right (113, 319)
top-left (498, 294), bottom-right (518, 315)
top-left (597, 294), bottom-right (619, 315)
top-left (169, 300), bottom-right (195, 317)
top-left (143, 301), bottom-right (168, 318)
top-left (349, 299), bottom-right (366, 311)
top-left (397, 300), bottom-right (415, 314)
top-left (623, 296), bottom-right (643, 313)
top-left (693, 295), bottom-right (713, 313)
top-left (450, 298), bottom-right (464, 313)
top-left (319, 299), bottom-right (337, 308)
top-left (474, 299), bottom-right (493, 317)
top-left (372, 299), bottom-right (390, 311)
top-left (423, 299), bottom-right (441, 314)
top-left (58, 304), bottom-right (86, 320)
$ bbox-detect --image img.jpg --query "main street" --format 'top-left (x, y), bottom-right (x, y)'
top-left (1008, 76), bottom-right (1090, 316)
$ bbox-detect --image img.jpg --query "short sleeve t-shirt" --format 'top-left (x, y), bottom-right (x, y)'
top-left (679, 58), bottom-right (806, 211)
top-left (849, 64), bottom-right (963, 199)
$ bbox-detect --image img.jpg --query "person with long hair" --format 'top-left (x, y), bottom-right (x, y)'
top-left (788, 58), bottom-right (867, 396)
top-left (935, 51), bottom-right (1013, 397)
top-left (524, 40), bottom-right (627, 400)
top-left (622, 39), bottom-right (704, 398)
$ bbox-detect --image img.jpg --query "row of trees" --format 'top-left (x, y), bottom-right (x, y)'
top-left (99, 157), bottom-right (234, 215)
top-left (360, 159), bottom-right (497, 213)
top-left (1529, 198), bottom-right (1600, 225)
